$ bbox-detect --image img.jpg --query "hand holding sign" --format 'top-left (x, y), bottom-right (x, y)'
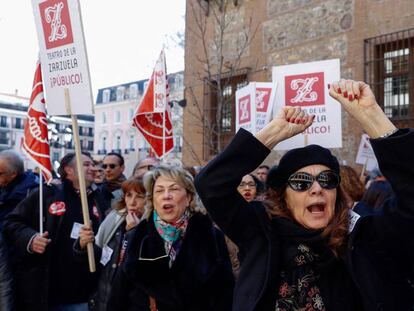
top-left (255, 107), bottom-right (314, 149)
top-left (328, 79), bottom-right (396, 139)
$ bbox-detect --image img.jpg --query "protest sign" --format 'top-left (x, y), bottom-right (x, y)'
top-left (32, 0), bottom-right (93, 115)
top-left (235, 83), bottom-right (256, 133)
top-left (272, 59), bottom-right (341, 150)
top-left (355, 133), bottom-right (379, 171)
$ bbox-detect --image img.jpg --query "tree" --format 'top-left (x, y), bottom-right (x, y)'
top-left (184, 0), bottom-right (258, 163)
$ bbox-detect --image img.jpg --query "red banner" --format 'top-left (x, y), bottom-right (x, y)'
top-left (132, 50), bottom-right (174, 158)
top-left (22, 61), bottom-right (53, 182)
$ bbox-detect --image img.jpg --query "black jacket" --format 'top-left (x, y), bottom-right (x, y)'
top-left (3, 180), bottom-right (108, 311)
top-left (108, 212), bottom-right (234, 311)
top-left (0, 233), bottom-right (13, 311)
top-left (195, 128), bottom-right (414, 311)
top-left (0, 172), bottom-right (38, 232)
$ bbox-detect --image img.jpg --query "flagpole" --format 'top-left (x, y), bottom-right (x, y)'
top-left (162, 109), bottom-right (166, 163)
top-left (39, 171), bottom-right (43, 235)
top-left (64, 88), bottom-right (96, 273)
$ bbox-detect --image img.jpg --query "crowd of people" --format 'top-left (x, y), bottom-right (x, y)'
top-left (0, 79), bottom-right (413, 311)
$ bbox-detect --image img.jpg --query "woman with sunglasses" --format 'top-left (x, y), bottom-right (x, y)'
top-left (195, 79), bottom-right (414, 310)
top-left (108, 166), bottom-right (234, 311)
top-left (77, 177), bottom-right (146, 311)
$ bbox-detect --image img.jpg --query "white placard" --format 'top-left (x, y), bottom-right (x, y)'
top-left (255, 82), bottom-right (277, 132)
top-left (32, 0), bottom-right (94, 115)
top-left (235, 83), bottom-right (256, 134)
top-left (272, 59), bottom-right (341, 150)
top-left (355, 133), bottom-right (379, 171)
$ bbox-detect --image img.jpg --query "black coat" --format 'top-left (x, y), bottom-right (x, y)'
top-left (0, 233), bottom-right (13, 311)
top-left (3, 181), bottom-right (108, 311)
top-left (195, 128), bottom-right (414, 311)
top-left (108, 212), bottom-right (234, 311)
top-left (0, 172), bottom-right (38, 232)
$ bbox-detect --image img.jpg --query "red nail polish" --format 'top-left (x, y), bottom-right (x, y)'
top-left (349, 94), bottom-right (354, 101)
top-left (343, 91), bottom-right (348, 98)
top-left (295, 119), bottom-right (300, 124)
top-left (355, 94), bottom-right (359, 100)
top-left (337, 88), bottom-right (342, 94)
top-left (327, 84), bottom-right (330, 89)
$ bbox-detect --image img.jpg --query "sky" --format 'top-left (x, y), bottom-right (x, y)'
top-left (0, 1), bottom-right (185, 99)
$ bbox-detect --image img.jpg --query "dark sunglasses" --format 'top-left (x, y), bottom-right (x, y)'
top-left (287, 170), bottom-right (340, 192)
top-left (102, 164), bottom-right (119, 169)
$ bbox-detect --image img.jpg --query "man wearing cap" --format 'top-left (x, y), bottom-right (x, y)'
top-left (4, 152), bottom-right (108, 311)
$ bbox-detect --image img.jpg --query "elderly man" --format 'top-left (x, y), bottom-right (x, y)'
top-left (0, 150), bottom-right (38, 231)
top-left (132, 156), bottom-right (160, 178)
top-left (4, 152), bottom-right (108, 311)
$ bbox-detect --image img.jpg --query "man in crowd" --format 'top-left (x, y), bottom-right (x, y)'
top-left (0, 150), bottom-right (38, 231)
top-left (3, 152), bottom-right (108, 311)
top-left (255, 165), bottom-right (269, 183)
top-left (132, 156), bottom-right (160, 178)
top-left (101, 152), bottom-right (126, 208)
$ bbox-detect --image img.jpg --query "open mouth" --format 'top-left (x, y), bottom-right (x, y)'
top-left (306, 203), bottom-right (326, 215)
top-left (163, 204), bottom-right (174, 212)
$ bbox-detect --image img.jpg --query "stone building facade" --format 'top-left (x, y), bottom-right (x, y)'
top-left (183, 0), bottom-right (414, 170)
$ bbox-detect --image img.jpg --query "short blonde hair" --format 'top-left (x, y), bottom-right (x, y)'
top-left (143, 165), bottom-right (206, 219)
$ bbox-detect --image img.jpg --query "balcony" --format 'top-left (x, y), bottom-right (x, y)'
top-left (97, 149), bottom-right (107, 155)
top-left (111, 149), bottom-right (122, 154)
top-left (0, 139), bottom-right (9, 145)
top-left (124, 148), bottom-right (135, 154)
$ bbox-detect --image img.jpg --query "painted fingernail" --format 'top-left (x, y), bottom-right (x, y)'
top-left (354, 94), bottom-right (359, 100)
top-left (295, 119), bottom-right (300, 124)
top-left (343, 91), bottom-right (348, 98)
top-left (327, 84), bottom-right (330, 89)
top-left (349, 94), bottom-right (354, 101)
top-left (337, 88), bottom-right (342, 94)
top-left (302, 118), bottom-right (307, 124)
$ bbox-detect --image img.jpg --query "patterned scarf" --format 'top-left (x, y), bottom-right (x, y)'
top-left (153, 209), bottom-right (190, 265)
top-left (273, 217), bottom-right (333, 311)
top-left (275, 243), bottom-right (326, 311)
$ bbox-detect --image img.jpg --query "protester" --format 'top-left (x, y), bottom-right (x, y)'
top-left (108, 165), bottom-right (234, 311)
top-left (0, 232), bottom-right (13, 311)
top-left (77, 177), bottom-right (145, 311)
top-left (195, 79), bottom-right (414, 310)
top-left (0, 150), bottom-right (38, 231)
top-left (339, 165), bottom-right (365, 208)
top-left (102, 153), bottom-right (126, 208)
top-left (255, 165), bottom-right (269, 183)
top-left (94, 161), bottom-right (105, 185)
top-left (237, 173), bottom-right (265, 202)
top-left (361, 168), bottom-right (395, 210)
top-left (3, 152), bottom-right (108, 311)
top-left (132, 157), bottom-right (160, 178)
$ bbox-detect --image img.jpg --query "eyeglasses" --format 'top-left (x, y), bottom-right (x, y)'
top-left (287, 170), bottom-right (340, 192)
top-left (238, 182), bottom-right (256, 189)
top-left (102, 164), bottom-right (119, 169)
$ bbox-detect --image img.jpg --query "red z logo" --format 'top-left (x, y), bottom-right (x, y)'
top-left (285, 72), bottom-right (325, 107)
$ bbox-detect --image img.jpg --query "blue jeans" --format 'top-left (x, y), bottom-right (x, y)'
top-left (49, 303), bottom-right (89, 311)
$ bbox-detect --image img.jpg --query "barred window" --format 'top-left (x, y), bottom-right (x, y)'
top-left (365, 28), bottom-right (414, 119)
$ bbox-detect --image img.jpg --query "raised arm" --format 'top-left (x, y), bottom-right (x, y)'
top-left (329, 79), bottom-right (414, 242)
top-left (195, 107), bottom-right (313, 245)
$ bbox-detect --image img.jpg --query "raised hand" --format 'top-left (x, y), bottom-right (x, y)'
top-left (79, 224), bottom-right (95, 249)
top-left (126, 211), bottom-right (140, 231)
top-left (30, 231), bottom-right (51, 254)
top-left (255, 106), bottom-right (314, 149)
top-left (329, 79), bottom-right (396, 138)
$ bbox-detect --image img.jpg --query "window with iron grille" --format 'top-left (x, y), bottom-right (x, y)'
top-left (364, 28), bottom-right (414, 120)
top-left (205, 74), bottom-right (248, 158)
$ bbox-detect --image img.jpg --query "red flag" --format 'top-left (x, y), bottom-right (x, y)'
top-left (22, 61), bottom-right (53, 182)
top-left (132, 50), bottom-right (174, 158)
